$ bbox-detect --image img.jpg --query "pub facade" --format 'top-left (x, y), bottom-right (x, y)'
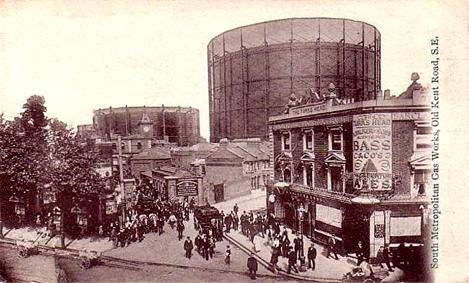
top-left (267, 82), bottom-right (431, 259)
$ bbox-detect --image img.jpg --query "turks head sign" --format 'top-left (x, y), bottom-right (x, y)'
top-left (353, 113), bottom-right (392, 191)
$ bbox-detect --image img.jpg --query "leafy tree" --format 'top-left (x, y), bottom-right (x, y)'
top-left (1, 96), bottom-right (107, 234)
top-left (48, 118), bottom-right (106, 200)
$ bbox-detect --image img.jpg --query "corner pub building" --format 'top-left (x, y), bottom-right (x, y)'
top-left (267, 80), bottom-right (432, 260)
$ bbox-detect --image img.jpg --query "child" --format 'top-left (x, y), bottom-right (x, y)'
top-left (225, 245), bottom-right (231, 264)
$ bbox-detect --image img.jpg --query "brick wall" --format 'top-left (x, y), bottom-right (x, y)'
top-left (314, 126), bottom-right (328, 189)
top-left (291, 128), bottom-right (303, 184)
top-left (392, 121), bottom-right (414, 195)
top-left (205, 164), bottom-right (250, 199)
top-left (343, 123), bottom-right (353, 172)
top-left (272, 130), bottom-right (282, 180)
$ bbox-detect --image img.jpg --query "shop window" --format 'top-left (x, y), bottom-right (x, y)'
top-left (281, 132), bottom-right (291, 151)
top-left (303, 130), bottom-right (314, 151)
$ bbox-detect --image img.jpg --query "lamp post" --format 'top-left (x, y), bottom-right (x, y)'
top-left (297, 203), bottom-right (306, 258)
top-left (297, 203), bottom-right (306, 236)
top-left (52, 206), bottom-right (64, 248)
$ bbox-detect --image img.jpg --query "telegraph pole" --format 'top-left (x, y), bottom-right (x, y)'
top-left (117, 136), bottom-right (125, 224)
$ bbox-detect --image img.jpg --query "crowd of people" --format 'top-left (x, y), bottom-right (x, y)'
top-left (221, 203), bottom-right (318, 275)
top-left (97, 196), bottom-right (195, 248)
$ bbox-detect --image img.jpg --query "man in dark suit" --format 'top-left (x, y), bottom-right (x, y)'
top-left (287, 246), bottom-right (299, 274)
top-left (247, 252), bottom-right (258, 279)
top-left (327, 236), bottom-right (339, 260)
top-left (294, 234), bottom-right (303, 260)
top-left (184, 236), bottom-right (193, 259)
top-left (307, 243), bottom-right (317, 270)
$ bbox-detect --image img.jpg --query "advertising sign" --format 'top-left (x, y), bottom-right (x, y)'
top-left (105, 199), bottom-right (117, 215)
top-left (176, 179), bottom-right (198, 197)
top-left (353, 113), bottom-right (393, 191)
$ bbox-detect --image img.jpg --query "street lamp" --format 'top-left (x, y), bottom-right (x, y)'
top-left (52, 206), bottom-right (64, 248)
top-left (297, 203), bottom-right (307, 258)
top-left (297, 203), bottom-right (306, 236)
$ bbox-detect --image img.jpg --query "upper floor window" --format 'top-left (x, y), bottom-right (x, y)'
top-left (281, 132), bottom-right (291, 151)
top-left (137, 142), bottom-right (142, 150)
top-left (303, 164), bottom-right (314, 187)
top-left (414, 121), bottom-right (432, 151)
top-left (413, 170), bottom-right (430, 196)
top-left (328, 127), bottom-right (343, 151)
top-left (303, 129), bottom-right (314, 151)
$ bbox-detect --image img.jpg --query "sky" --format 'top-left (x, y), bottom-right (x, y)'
top-left (0, 0), bottom-right (456, 139)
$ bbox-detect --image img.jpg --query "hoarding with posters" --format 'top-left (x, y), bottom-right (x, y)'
top-left (353, 113), bottom-right (393, 191)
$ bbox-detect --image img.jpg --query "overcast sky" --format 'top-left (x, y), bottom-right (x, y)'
top-left (0, 0), bottom-right (455, 139)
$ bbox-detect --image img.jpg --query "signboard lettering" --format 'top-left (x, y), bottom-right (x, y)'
top-left (353, 113), bottom-right (392, 191)
top-left (105, 199), bottom-right (117, 215)
top-left (290, 102), bottom-right (327, 115)
top-left (374, 224), bottom-right (385, 238)
top-left (176, 180), bottom-right (198, 197)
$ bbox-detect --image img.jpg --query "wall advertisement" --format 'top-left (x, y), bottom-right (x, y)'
top-left (353, 113), bottom-right (393, 191)
top-left (176, 179), bottom-right (199, 197)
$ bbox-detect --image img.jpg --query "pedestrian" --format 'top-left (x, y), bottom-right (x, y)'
top-left (203, 235), bottom-right (210, 261)
top-left (307, 243), bottom-right (317, 270)
top-left (225, 214), bottom-right (232, 233)
top-left (233, 203), bottom-right (239, 215)
top-left (287, 247), bottom-right (299, 274)
top-left (195, 234), bottom-right (202, 254)
top-left (184, 236), bottom-right (193, 259)
top-left (327, 236), bottom-right (339, 260)
top-left (233, 213), bottom-right (239, 231)
top-left (168, 213), bottom-right (177, 229)
top-left (177, 220), bottom-right (185, 241)
top-left (225, 245), bottom-right (231, 264)
top-left (281, 231), bottom-right (290, 257)
top-left (356, 240), bottom-right (365, 265)
top-left (294, 234), bottom-right (303, 260)
top-left (247, 252), bottom-right (258, 279)
top-left (377, 245), bottom-right (393, 271)
top-left (270, 241), bottom-right (280, 272)
top-left (208, 236), bottom-right (215, 259)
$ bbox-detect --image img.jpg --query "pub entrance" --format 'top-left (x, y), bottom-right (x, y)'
top-left (343, 205), bottom-right (370, 255)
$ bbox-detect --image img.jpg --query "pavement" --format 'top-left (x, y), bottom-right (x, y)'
top-left (2, 225), bottom-right (114, 253)
top-left (0, 189), bottom-right (402, 282)
top-left (215, 189), bottom-right (403, 282)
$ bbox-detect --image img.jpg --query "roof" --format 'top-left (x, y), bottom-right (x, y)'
top-left (191, 158), bottom-right (206, 166)
top-left (206, 140), bottom-right (270, 163)
top-left (153, 166), bottom-right (197, 178)
top-left (141, 171), bottom-right (153, 178)
top-left (131, 147), bottom-right (171, 160)
top-left (191, 142), bottom-right (218, 152)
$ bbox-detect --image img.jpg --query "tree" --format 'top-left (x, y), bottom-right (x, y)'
top-left (47, 118), bottom-right (107, 237)
top-left (0, 96), bottom-right (107, 238)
